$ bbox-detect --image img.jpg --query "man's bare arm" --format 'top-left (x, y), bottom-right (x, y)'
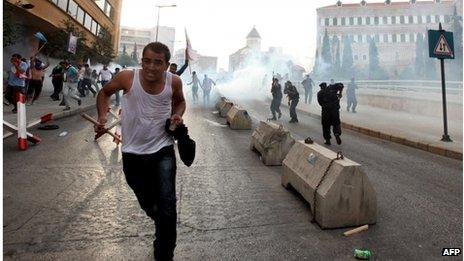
top-left (170, 75), bottom-right (186, 125)
top-left (96, 70), bottom-right (131, 125)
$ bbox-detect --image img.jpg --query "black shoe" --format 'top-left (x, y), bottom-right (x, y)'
top-left (268, 117), bottom-right (277, 121)
top-left (352, 110), bottom-right (357, 113)
top-left (11, 108), bottom-right (17, 113)
top-left (63, 106), bottom-right (71, 111)
top-left (278, 112), bottom-right (282, 119)
top-left (59, 101), bottom-right (65, 106)
top-left (324, 139), bottom-right (331, 145)
top-left (335, 135), bottom-right (342, 145)
top-left (78, 100), bottom-right (82, 106)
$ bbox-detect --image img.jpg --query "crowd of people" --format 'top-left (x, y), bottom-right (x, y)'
top-left (4, 53), bottom-right (123, 112)
top-left (268, 74), bottom-right (359, 146)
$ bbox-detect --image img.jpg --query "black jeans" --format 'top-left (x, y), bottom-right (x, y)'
top-left (122, 145), bottom-right (177, 260)
top-left (51, 78), bottom-right (63, 100)
top-left (289, 98), bottom-right (299, 121)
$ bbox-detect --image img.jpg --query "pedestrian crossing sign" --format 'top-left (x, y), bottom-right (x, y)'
top-left (428, 30), bottom-right (454, 59)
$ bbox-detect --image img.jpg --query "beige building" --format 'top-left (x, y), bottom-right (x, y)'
top-left (229, 27), bottom-right (262, 72)
top-left (172, 48), bottom-right (218, 74)
top-left (316, 0), bottom-right (462, 75)
top-left (119, 26), bottom-right (176, 60)
top-left (5, 0), bottom-right (122, 54)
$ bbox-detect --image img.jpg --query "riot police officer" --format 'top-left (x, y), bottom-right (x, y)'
top-left (317, 82), bottom-right (343, 145)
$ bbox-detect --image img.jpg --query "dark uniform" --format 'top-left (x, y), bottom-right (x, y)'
top-left (317, 82), bottom-right (343, 145)
top-left (284, 81), bottom-right (299, 123)
top-left (346, 78), bottom-right (358, 113)
top-left (269, 78), bottom-right (282, 120)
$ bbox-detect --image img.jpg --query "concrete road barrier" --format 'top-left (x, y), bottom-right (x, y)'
top-left (215, 96), bottom-right (227, 110)
top-left (219, 100), bottom-right (234, 118)
top-left (282, 140), bottom-right (377, 229)
top-left (226, 106), bottom-right (252, 130)
top-left (250, 121), bottom-right (295, 165)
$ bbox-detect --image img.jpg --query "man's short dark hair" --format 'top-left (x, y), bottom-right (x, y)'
top-left (170, 63), bottom-right (178, 67)
top-left (142, 42), bottom-right (171, 62)
top-left (12, 53), bottom-right (22, 59)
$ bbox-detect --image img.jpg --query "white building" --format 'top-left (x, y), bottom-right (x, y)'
top-left (316, 0), bottom-right (462, 76)
top-left (119, 25), bottom-right (175, 60)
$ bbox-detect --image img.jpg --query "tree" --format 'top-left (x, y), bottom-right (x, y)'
top-left (368, 36), bottom-right (388, 79)
top-left (414, 33), bottom-right (425, 78)
top-left (423, 31), bottom-right (438, 79)
top-left (332, 35), bottom-right (341, 77)
top-left (341, 35), bottom-right (354, 78)
top-left (131, 42), bottom-right (138, 62)
top-left (321, 29), bottom-right (333, 65)
top-left (91, 26), bottom-right (115, 64)
top-left (116, 54), bottom-right (137, 67)
top-left (3, 3), bottom-right (18, 47)
top-left (122, 44), bottom-right (127, 55)
top-left (41, 19), bottom-right (88, 62)
top-left (450, 5), bottom-right (463, 80)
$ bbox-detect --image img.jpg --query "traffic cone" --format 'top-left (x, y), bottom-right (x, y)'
top-left (17, 92), bottom-right (27, 150)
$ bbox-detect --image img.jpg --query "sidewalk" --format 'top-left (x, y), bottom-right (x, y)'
top-left (289, 100), bottom-right (463, 160)
top-left (3, 88), bottom-right (99, 139)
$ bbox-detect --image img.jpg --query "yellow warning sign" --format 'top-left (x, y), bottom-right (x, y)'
top-left (434, 34), bottom-right (454, 57)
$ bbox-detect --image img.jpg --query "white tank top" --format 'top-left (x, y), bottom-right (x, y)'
top-left (121, 69), bottom-right (173, 154)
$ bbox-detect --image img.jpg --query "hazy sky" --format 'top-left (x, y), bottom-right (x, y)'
top-left (120, 0), bottom-right (387, 70)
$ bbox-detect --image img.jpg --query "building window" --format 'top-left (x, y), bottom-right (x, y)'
top-left (84, 14), bottom-right (92, 31)
top-left (95, 23), bottom-right (100, 36)
top-left (400, 15), bottom-right (405, 24)
top-left (325, 18), bottom-right (329, 26)
top-left (57, 0), bottom-right (68, 11)
top-left (374, 17), bottom-right (379, 25)
top-left (67, 0), bottom-right (77, 18)
top-left (362, 34), bottom-right (366, 43)
top-left (333, 17), bottom-right (337, 26)
top-left (439, 15), bottom-right (444, 23)
top-left (341, 17), bottom-right (346, 26)
top-left (392, 34), bottom-right (397, 43)
top-left (391, 16), bottom-right (396, 24)
top-left (387, 16), bottom-right (392, 24)
top-left (408, 15), bottom-right (413, 24)
top-left (329, 18), bottom-right (333, 26)
top-left (366, 17), bottom-right (371, 25)
top-left (444, 15), bottom-right (451, 23)
top-left (413, 15), bottom-right (418, 24)
top-left (375, 34), bottom-right (380, 43)
top-left (387, 34), bottom-right (392, 43)
top-left (382, 16), bottom-right (387, 24)
top-left (400, 34), bottom-right (406, 42)
top-left (354, 55), bottom-right (358, 60)
top-left (105, 3), bottom-right (112, 18)
top-left (320, 19), bottom-right (324, 26)
top-left (357, 17), bottom-right (362, 25)
top-left (350, 17), bottom-right (354, 25)
top-left (76, 6), bottom-right (85, 24)
top-left (410, 33), bottom-right (415, 42)
top-left (95, 0), bottom-right (105, 10)
top-left (427, 15), bottom-right (432, 23)
top-left (350, 35), bottom-right (355, 42)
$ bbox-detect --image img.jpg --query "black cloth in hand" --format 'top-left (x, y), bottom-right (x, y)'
top-left (165, 119), bottom-right (196, 167)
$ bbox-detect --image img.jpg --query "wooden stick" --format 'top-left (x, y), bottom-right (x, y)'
top-left (343, 225), bottom-right (369, 237)
top-left (81, 113), bottom-right (122, 143)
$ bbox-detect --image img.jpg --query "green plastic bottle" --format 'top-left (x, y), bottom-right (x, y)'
top-left (354, 249), bottom-right (372, 260)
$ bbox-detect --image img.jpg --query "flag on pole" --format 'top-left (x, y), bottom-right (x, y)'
top-left (185, 28), bottom-right (198, 62)
top-left (67, 33), bottom-right (78, 54)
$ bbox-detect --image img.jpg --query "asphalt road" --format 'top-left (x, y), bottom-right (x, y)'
top-left (3, 101), bottom-right (462, 260)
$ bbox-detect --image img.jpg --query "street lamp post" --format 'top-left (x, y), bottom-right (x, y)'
top-left (155, 4), bottom-right (176, 42)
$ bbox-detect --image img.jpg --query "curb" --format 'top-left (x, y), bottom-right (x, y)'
top-left (3, 103), bottom-right (96, 139)
top-left (282, 103), bottom-right (463, 161)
